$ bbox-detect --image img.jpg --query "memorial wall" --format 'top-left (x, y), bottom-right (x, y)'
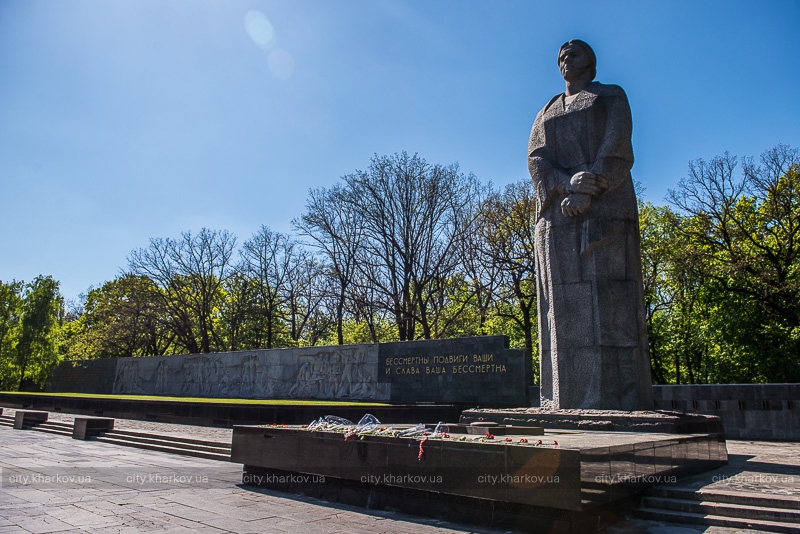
top-left (48, 335), bottom-right (531, 406)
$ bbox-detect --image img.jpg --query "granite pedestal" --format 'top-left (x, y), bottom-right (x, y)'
top-left (232, 422), bottom-right (727, 532)
top-left (72, 416), bottom-right (115, 440)
top-left (13, 410), bottom-right (48, 429)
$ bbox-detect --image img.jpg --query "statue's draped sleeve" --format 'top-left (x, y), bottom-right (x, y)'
top-left (587, 86), bottom-right (634, 195)
top-left (528, 95), bottom-right (571, 217)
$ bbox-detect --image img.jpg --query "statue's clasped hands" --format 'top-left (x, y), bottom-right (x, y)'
top-left (561, 172), bottom-right (607, 217)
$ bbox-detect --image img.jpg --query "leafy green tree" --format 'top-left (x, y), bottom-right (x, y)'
top-left (639, 202), bottom-right (712, 384)
top-left (62, 275), bottom-right (173, 359)
top-left (0, 280), bottom-right (24, 390)
top-left (415, 274), bottom-right (475, 339)
top-left (668, 145), bottom-right (800, 382)
top-left (16, 276), bottom-right (62, 390)
top-left (217, 270), bottom-right (255, 352)
top-left (639, 202), bottom-right (677, 384)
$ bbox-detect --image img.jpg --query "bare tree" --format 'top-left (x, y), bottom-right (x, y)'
top-left (348, 258), bottom-right (393, 342)
top-left (284, 250), bottom-right (329, 345)
top-left (294, 184), bottom-right (363, 345)
top-left (128, 228), bottom-right (236, 354)
top-left (478, 181), bottom-right (538, 356)
top-left (341, 152), bottom-right (480, 340)
top-left (240, 226), bottom-right (295, 349)
top-left (299, 266), bottom-right (338, 346)
top-left (454, 186), bottom-right (501, 335)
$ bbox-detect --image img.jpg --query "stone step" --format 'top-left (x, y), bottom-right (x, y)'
top-left (0, 415), bottom-right (14, 427)
top-left (36, 420), bottom-right (72, 430)
top-left (104, 429), bottom-right (232, 450)
top-left (100, 430), bottom-right (231, 453)
top-left (651, 485), bottom-right (800, 511)
top-left (641, 496), bottom-right (800, 523)
top-left (10, 417), bottom-right (74, 436)
top-left (581, 487), bottom-right (612, 507)
top-left (94, 435), bottom-right (231, 462)
top-left (27, 421), bottom-right (74, 437)
top-left (636, 507), bottom-right (800, 533)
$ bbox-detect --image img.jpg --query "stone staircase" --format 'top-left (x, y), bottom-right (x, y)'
top-left (0, 412), bottom-right (73, 436)
top-left (23, 419), bottom-right (74, 437)
top-left (637, 485), bottom-right (800, 533)
top-left (94, 429), bottom-right (231, 461)
top-left (0, 409), bottom-right (230, 462)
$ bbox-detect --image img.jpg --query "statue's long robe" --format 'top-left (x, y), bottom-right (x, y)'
top-left (528, 81), bottom-right (653, 410)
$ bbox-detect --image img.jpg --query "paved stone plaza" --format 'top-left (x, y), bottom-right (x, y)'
top-left (0, 423), bottom-right (503, 534)
top-left (1, 416), bottom-right (797, 533)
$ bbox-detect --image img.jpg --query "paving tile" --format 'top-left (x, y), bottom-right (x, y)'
top-left (8, 488), bottom-right (70, 505)
top-left (148, 501), bottom-right (222, 522)
top-left (13, 515), bottom-right (75, 534)
top-left (45, 504), bottom-right (125, 528)
top-left (245, 516), bottom-right (301, 531)
top-left (80, 526), bottom-right (157, 534)
top-left (72, 500), bottom-right (138, 517)
top-left (163, 495), bottom-right (269, 522)
top-left (0, 502), bottom-right (48, 518)
top-left (0, 491), bottom-right (37, 508)
top-left (194, 515), bottom-right (269, 533)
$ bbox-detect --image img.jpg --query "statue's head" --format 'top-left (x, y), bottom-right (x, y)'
top-left (558, 40), bottom-right (596, 82)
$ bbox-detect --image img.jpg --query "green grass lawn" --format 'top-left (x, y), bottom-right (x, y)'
top-left (0, 391), bottom-right (390, 406)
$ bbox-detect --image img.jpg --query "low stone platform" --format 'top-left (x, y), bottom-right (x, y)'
top-left (0, 392), bottom-right (465, 427)
top-left (232, 423), bottom-right (727, 532)
top-left (72, 416), bottom-right (115, 440)
top-left (13, 410), bottom-right (49, 429)
top-left (461, 408), bottom-right (724, 434)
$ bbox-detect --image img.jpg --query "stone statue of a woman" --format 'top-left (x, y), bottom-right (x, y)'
top-left (528, 40), bottom-right (653, 410)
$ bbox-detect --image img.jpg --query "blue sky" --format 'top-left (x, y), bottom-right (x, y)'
top-left (1, 0), bottom-right (798, 302)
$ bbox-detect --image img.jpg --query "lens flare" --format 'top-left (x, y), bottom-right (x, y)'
top-left (268, 48), bottom-right (295, 79)
top-left (244, 11), bottom-right (275, 50)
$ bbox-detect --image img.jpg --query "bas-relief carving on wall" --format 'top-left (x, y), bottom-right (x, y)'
top-left (114, 359), bottom-right (145, 395)
top-left (112, 345), bottom-right (389, 401)
top-left (288, 349), bottom-right (378, 399)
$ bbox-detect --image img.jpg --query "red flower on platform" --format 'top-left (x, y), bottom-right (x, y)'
top-left (418, 438), bottom-right (427, 460)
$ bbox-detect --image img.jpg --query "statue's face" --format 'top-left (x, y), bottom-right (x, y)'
top-left (559, 45), bottom-right (591, 82)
